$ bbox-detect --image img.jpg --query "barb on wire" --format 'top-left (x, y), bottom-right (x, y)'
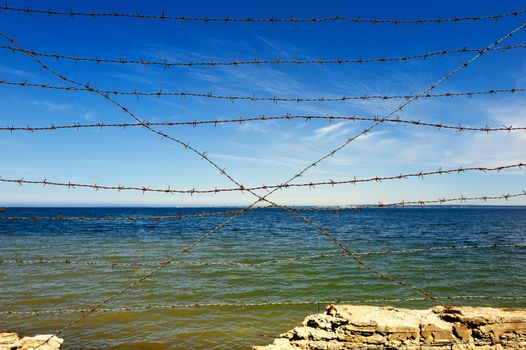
top-left (0, 4), bottom-right (526, 25)
top-left (2, 114), bottom-right (526, 133)
top-left (285, 191), bottom-right (526, 211)
top-left (1, 5), bottom-right (525, 24)
top-left (1, 243), bottom-right (524, 268)
top-left (1, 163), bottom-right (523, 195)
top-left (1, 44), bottom-right (526, 68)
top-left (1, 79), bottom-right (525, 103)
top-left (2, 295), bottom-right (525, 316)
top-left (0, 209), bottom-right (244, 222)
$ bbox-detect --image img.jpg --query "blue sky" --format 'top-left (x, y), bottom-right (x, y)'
top-left (0, 0), bottom-right (525, 206)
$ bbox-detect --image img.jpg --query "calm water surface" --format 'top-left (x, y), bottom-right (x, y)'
top-left (1, 207), bottom-right (525, 349)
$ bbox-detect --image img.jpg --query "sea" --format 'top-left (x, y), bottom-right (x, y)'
top-left (1, 207), bottom-right (525, 349)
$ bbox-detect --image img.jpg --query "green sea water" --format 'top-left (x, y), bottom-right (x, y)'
top-left (1, 207), bottom-right (525, 349)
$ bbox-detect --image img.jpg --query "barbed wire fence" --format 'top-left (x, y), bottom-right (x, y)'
top-left (0, 5), bottom-right (525, 349)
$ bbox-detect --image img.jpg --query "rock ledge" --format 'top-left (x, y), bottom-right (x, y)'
top-left (0, 332), bottom-right (63, 350)
top-left (253, 305), bottom-right (526, 349)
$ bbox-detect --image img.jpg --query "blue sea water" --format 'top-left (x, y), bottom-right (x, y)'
top-left (0, 207), bottom-right (525, 349)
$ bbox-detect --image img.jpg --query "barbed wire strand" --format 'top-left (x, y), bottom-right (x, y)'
top-left (4, 20), bottom-right (524, 347)
top-left (2, 114), bottom-right (525, 133)
top-left (1, 44), bottom-right (526, 68)
top-left (1, 163), bottom-right (523, 195)
top-left (284, 191), bottom-right (526, 211)
top-left (0, 32), bottom-right (442, 348)
top-left (1, 80), bottom-right (525, 103)
top-left (0, 209), bottom-right (246, 222)
top-left (1, 5), bottom-right (525, 24)
top-left (2, 243), bottom-right (524, 268)
top-left (2, 295), bottom-right (526, 316)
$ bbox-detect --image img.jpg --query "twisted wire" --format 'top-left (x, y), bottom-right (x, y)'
top-left (0, 209), bottom-right (243, 222)
top-left (1, 163), bottom-right (523, 195)
top-left (289, 191), bottom-right (526, 211)
top-left (2, 295), bottom-right (525, 316)
top-left (1, 5), bottom-right (525, 24)
top-left (1, 80), bottom-right (524, 102)
top-left (2, 243), bottom-right (524, 268)
top-left (1, 44), bottom-right (525, 68)
top-left (2, 114), bottom-right (525, 133)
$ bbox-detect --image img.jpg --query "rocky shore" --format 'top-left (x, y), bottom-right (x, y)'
top-left (253, 305), bottom-right (526, 349)
top-left (0, 332), bottom-right (63, 350)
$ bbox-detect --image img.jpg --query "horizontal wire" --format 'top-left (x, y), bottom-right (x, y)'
top-left (0, 209), bottom-right (245, 222)
top-left (2, 191), bottom-right (525, 222)
top-left (2, 295), bottom-right (525, 316)
top-left (1, 5), bottom-right (525, 24)
top-left (1, 44), bottom-right (525, 68)
top-left (1, 243), bottom-right (524, 268)
top-left (1, 79), bottom-right (524, 102)
top-left (2, 114), bottom-right (525, 133)
top-left (285, 191), bottom-right (526, 211)
top-left (1, 163), bottom-right (523, 195)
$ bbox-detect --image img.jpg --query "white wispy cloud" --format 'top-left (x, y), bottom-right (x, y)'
top-left (31, 100), bottom-right (73, 111)
top-left (0, 64), bottom-right (35, 78)
top-left (309, 122), bottom-right (346, 141)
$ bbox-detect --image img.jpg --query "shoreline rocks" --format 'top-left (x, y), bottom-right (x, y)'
top-left (0, 332), bottom-right (63, 350)
top-left (253, 305), bottom-right (526, 349)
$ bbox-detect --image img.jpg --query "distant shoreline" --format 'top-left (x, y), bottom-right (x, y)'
top-left (1, 205), bottom-right (526, 209)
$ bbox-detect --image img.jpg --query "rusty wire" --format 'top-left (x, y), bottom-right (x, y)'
top-left (1, 114), bottom-right (525, 133)
top-left (287, 191), bottom-right (526, 211)
top-left (1, 44), bottom-right (526, 68)
top-left (1, 243), bottom-right (524, 268)
top-left (0, 209), bottom-right (244, 222)
top-left (3, 19), bottom-right (524, 347)
top-left (1, 5), bottom-right (525, 24)
top-left (1, 295), bottom-right (525, 316)
top-left (1, 163), bottom-right (523, 195)
top-left (1, 79), bottom-right (524, 103)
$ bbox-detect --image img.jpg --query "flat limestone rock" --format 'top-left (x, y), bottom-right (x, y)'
top-left (0, 332), bottom-right (63, 350)
top-left (252, 305), bottom-right (526, 350)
